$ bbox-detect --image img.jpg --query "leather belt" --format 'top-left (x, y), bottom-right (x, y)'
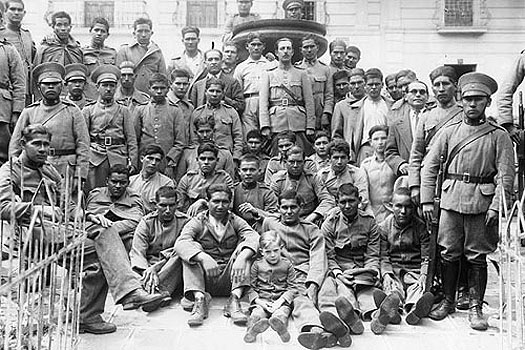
top-left (48, 148), bottom-right (76, 156)
top-left (446, 173), bottom-right (494, 184)
top-left (91, 136), bottom-right (125, 146)
top-left (269, 97), bottom-right (303, 107)
top-left (244, 92), bottom-right (259, 98)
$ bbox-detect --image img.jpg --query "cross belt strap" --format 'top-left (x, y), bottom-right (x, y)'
top-left (446, 173), bottom-right (494, 184)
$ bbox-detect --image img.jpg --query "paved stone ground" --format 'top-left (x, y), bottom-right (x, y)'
top-left (78, 261), bottom-right (516, 350)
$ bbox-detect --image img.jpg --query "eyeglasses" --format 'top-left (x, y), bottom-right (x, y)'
top-left (409, 89), bottom-right (427, 95)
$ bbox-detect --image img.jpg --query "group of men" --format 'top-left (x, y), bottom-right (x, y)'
top-left (0, 0), bottom-right (521, 348)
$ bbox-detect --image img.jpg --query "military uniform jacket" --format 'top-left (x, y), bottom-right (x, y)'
top-left (189, 102), bottom-right (244, 160)
top-left (134, 99), bottom-right (186, 166)
top-left (189, 73), bottom-right (245, 116)
top-left (0, 40), bottom-right (26, 121)
top-left (82, 100), bottom-right (138, 169)
top-left (270, 169), bottom-right (335, 219)
top-left (331, 95), bottom-right (364, 160)
top-left (321, 208), bottom-right (380, 277)
top-left (232, 182), bottom-right (278, 226)
top-left (176, 143), bottom-right (235, 181)
top-left (317, 165), bottom-right (370, 209)
top-left (9, 100), bottom-right (90, 179)
top-left (0, 154), bottom-right (61, 221)
top-left (420, 118), bottom-right (515, 214)
top-left (82, 44), bottom-right (117, 99)
top-left (378, 214), bottom-right (429, 279)
top-left (497, 50), bottom-right (525, 125)
top-left (259, 65), bottom-right (316, 133)
top-left (114, 86), bottom-right (150, 114)
top-left (264, 156), bottom-right (317, 184)
top-left (262, 217), bottom-right (327, 287)
top-left (130, 210), bottom-right (190, 270)
top-left (248, 257), bottom-right (297, 304)
top-left (129, 171), bottom-right (175, 213)
top-left (64, 94), bottom-right (93, 110)
top-left (408, 102), bottom-right (462, 189)
top-left (176, 169), bottom-right (234, 212)
top-left (0, 25), bottom-right (35, 95)
top-left (233, 56), bottom-right (272, 95)
top-left (116, 41), bottom-right (167, 94)
top-left (174, 210), bottom-right (259, 265)
top-left (167, 91), bottom-right (194, 142)
top-left (34, 33), bottom-right (83, 66)
top-left (295, 59), bottom-right (334, 129)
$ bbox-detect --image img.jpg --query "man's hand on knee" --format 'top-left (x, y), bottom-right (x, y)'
top-left (197, 252), bottom-right (220, 278)
top-left (142, 267), bottom-right (160, 294)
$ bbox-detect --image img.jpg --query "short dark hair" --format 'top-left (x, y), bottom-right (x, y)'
top-left (365, 68), bottom-right (383, 82)
top-left (181, 26), bottom-right (200, 37)
top-left (429, 66), bottom-right (458, 84)
top-left (385, 73), bottom-right (397, 85)
top-left (276, 130), bottom-right (296, 144)
top-left (155, 185), bottom-right (177, 202)
top-left (246, 32), bottom-right (265, 44)
top-left (206, 183), bottom-right (232, 201)
top-left (346, 45), bottom-right (361, 58)
top-left (329, 39), bottom-right (346, 53)
top-left (240, 153), bottom-right (260, 167)
top-left (133, 17), bottom-right (152, 30)
top-left (222, 41), bottom-right (238, 51)
top-left (21, 124), bottom-right (52, 143)
top-left (301, 34), bottom-right (318, 47)
top-left (51, 11), bottom-right (71, 26)
top-left (286, 145), bottom-right (304, 160)
top-left (275, 37), bottom-right (293, 51)
top-left (259, 231), bottom-right (283, 250)
top-left (149, 73), bottom-right (169, 87)
top-left (396, 69), bottom-right (417, 82)
top-left (197, 142), bottom-right (219, 157)
top-left (349, 68), bottom-right (365, 79)
top-left (193, 114), bottom-right (215, 130)
top-left (204, 49), bottom-right (223, 60)
top-left (142, 144), bottom-right (165, 158)
top-left (5, 0), bottom-right (25, 10)
top-left (278, 189), bottom-right (304, 206)
top-left (313, 130), bottom-right (330, 142)
top-left (246, 129), bottom-right (263, 141)
top-left (329, 139), bottom-right (350, 157)
top-left (90, 17), bottom-right (110, 32)
top-left (333, 70), bottom-right (349, 82)
top-left (369, 125), bottom-right (389, 139)
top-left (205, 77), bottom-right (225, 90)
top-left (108, 164), bottom-right (129, 178)
top-left (169, 69), bottom-right (191, 82)
top-left (337, 183), bottom-right (359, 199)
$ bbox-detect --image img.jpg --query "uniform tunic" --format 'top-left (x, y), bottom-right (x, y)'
top-left (176, 144), bottom-right (235, 181)
top-left (497, 50), bottom-right (525, 125)
top-left (114, 86), bottom-right (150, 114)
top-left (129, 171), bottom-right (175, 213)
top-left (34, 33), bottom-right (83, 66)
top-left (189, 73), bottom-right (245, 116)
top-left (167, 91), bottom-right (194, 142)
top-left (232, 181), bottom-right (278, 227)
top-left (176, 169), bottom-right (234, 212)
top-left (82, 44), bottom-right (117, 99)
top-left (317, 164), bottom-right (370, 210)
top-left (264, 156), bottom-right (317, 185)
top-left (0, 40), bottom-right (26, 121)
top-left (223, 13), bottom-right (261, 40)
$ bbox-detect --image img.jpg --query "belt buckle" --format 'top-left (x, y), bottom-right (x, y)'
top-left (462, 172), bottom-right (470, 183)
top-left (48, 147), bottom-right (56, 156)
top-left (104, 136), bottom-right (112, 146)
top-left (281, 98), bottom-right (289, 106)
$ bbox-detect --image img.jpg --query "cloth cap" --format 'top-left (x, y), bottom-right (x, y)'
top-left (33, 62), bottom-right (65, 83)
top-left (282, 0), bottom-right (304, 10)
top-left (119, 61), bottom-right (136, 75)
top-left (91, 64), bottom-right (121, 84)
top-left (459, 72), bottom-right (498, 97)
top-left (64, 63), bottom-right (88, 81)
top-left (429, 65), bottom-right (457, 83)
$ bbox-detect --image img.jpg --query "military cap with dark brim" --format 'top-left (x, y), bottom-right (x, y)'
top-left (458, 72), bottom-right (498, 97)
top-left (119, 61), bottom-right (136, 75)
top-left (91, 64), bottom-right (121, 84)
top-left (65, 63), bottom-right (88, 82)
top-left (33, 62), bottom-right (65, 83)
top-left (282, 0), bottom-right (304, 10)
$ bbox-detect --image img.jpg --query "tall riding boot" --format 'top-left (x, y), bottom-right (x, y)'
top-left (456, 256), bottom-right (470, 310)
top-left (468, 263), bottom-right (489, 331)
top-left (429, 259), bottom-right (459, 321)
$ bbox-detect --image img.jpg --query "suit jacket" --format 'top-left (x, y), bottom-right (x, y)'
top-left (385, 102), bottom-right (414, 174)
top-left (189, 73), bottom-right (245, 116)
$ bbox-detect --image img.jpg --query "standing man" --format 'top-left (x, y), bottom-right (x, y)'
top-left (333, 70), bottom-right (350, 103)
top-left (222, 41), bottom-right (239, 77)
top-left (223, 0), bottom-right (261, 41)
top-left (114, 61), bottom-right (150, 113)
top-left (116, 17), bottom-right (166, 95)
top-left (283, 0), bottom-right (304, 19)
top-left (296, 34), bottom-right (334, 132)
top-left (421, 72), bottom-right (514, 331)
top-left (344, 46), bottom-right (360, 71)
top-left (167, 69), bottom-right (194, 142)
top-left (167, 26), bottom-right (205, 88)
top-left (82, 17), bottom-right (117, 100)
top-left (9, 62), bottom-right (89, 183)
top-left (64, 63), bottom-right (92, 109)
top-left (259, 37), bottom-right (315, 156)
top-left (0, 0), bottom-right (35, 105)
top-left (83, 64), bottom-right (138, 190)
top-left (327, 40), bottom-right (347, 77)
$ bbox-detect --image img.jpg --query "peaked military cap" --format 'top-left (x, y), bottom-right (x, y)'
top-left (91, 64), bottom-right (121, 84)
top-left (458, 72), bottom-right (498, 97)
top-left (33, 62), bottom-right (65, 83)
top-left (65, 63), bottom-right (88, 82)
top-left (282, 0), bottom-right (304, 10)
top-left (119, 61), bottom-right (136, 75)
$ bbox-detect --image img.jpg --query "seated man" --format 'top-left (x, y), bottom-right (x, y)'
top-left (176, 142), bottom-right (234, 215)
top-left (130, 186), bottom-right (190, 307)
top-left (129, 145), bottom-right (175, 213)
top-left (233, 154), bottom-right (278, 231)
top-left (243, 129), bottom-right (271, 183)
top-left (174, 184), bottom-right (259, 327)
top-left (319, 184), bottom-right (399, 337)
top-left (83, 164), bottom-right (164, 333)
top-left (377, 187), bottom-right (434, 332)
top-left (269, 146), bottom-right (335, 224)
top-left (306, 131), bottom-right (331, 171)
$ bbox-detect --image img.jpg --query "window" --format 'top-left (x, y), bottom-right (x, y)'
top-left (444, 0), bottom-right (473, 27)
top-left (303, 1), bottom-right (316, 21)
top-left (84, 1), bottom-right (114, 27)
top-left (435, 0), bottom-right (489, 33)
top-left (187, 1), bottom-right (217, 28)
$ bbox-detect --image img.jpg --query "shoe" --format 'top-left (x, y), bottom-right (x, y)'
top-left (180, 296), bottom-right (194, 311)
top-left (142, 290), bottom-right (172, 313)
top-left (370, 293), bottom-right (400, 335)
top-left (269, 315), bottom-right (291, 343)
top-left (335, 296), bottom-right (364, 335)
top-left (468, 304), bottom-right (488, 331)
top-left (79, 320), bottom-right (116, 334)
top-left (372, 289), bottom-right (401, 325)
top-left (406, 292), bottom-right (434, 325)
top-left (297, 331), bottom-right (337, 350)
top-left (319, 311), bottom-right (352, 348)
top-left (244, 318), bottom-right (269, 343)
top-left (121, 289), bottom-right (164, 311)
top-left (456, 288), bottom-right (469, 310)
top-left (428, 298), bottom-right (455, 321)
top-left (223, 295), bottom-right (248, 325)
top-left (188, 296), bottom-right (209, 327)
top-left (428, 259), bottom-right (460, 321)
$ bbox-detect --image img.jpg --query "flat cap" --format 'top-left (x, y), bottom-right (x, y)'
top-left (33, 62), bottom-right (65, 83)
top-left (65, 63), bottom-right (88, 81)
top-left (91, 64), bottom-right (121, 84)
top-left (458, 72), bottom-right (498, 97)
top-left (282, 0), bottom-right (304, 10)
top-left (119, 61), bottom-right (136, 75)
top-left (429, 65), bottom-right (457, 83)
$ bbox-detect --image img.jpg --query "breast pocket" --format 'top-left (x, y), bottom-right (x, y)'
top-left (220, 114), bottom-right (233, 126)
top-left (312, 76), bottom-right (327, 95)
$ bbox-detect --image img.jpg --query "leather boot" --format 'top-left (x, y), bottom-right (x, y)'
top-left (456, 256), bottom-right (470, 310)
top-left (188, 294), bottom-right (210, 327)
top-left (468, 264), bottom-right (489, 331)
top-left (223, 294), bottom-right (248, 325)
top-left (244, 315), bottom-right (269, 343)
top-left (269, 313), bottom-right (291, 343)
top-left (429, 259), bottom-right (459, 321)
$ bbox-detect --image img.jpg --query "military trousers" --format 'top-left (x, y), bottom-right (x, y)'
top-left (242, 96), bottom-right (260, 138)
top-left (382, 270), bottom-right (425, 312)
top-left (292, 271), bottom-right (323, 332)
top-left (438, 209), bottom-right (499, 264)
top-left (154, 255), bottom-right (183, 295)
